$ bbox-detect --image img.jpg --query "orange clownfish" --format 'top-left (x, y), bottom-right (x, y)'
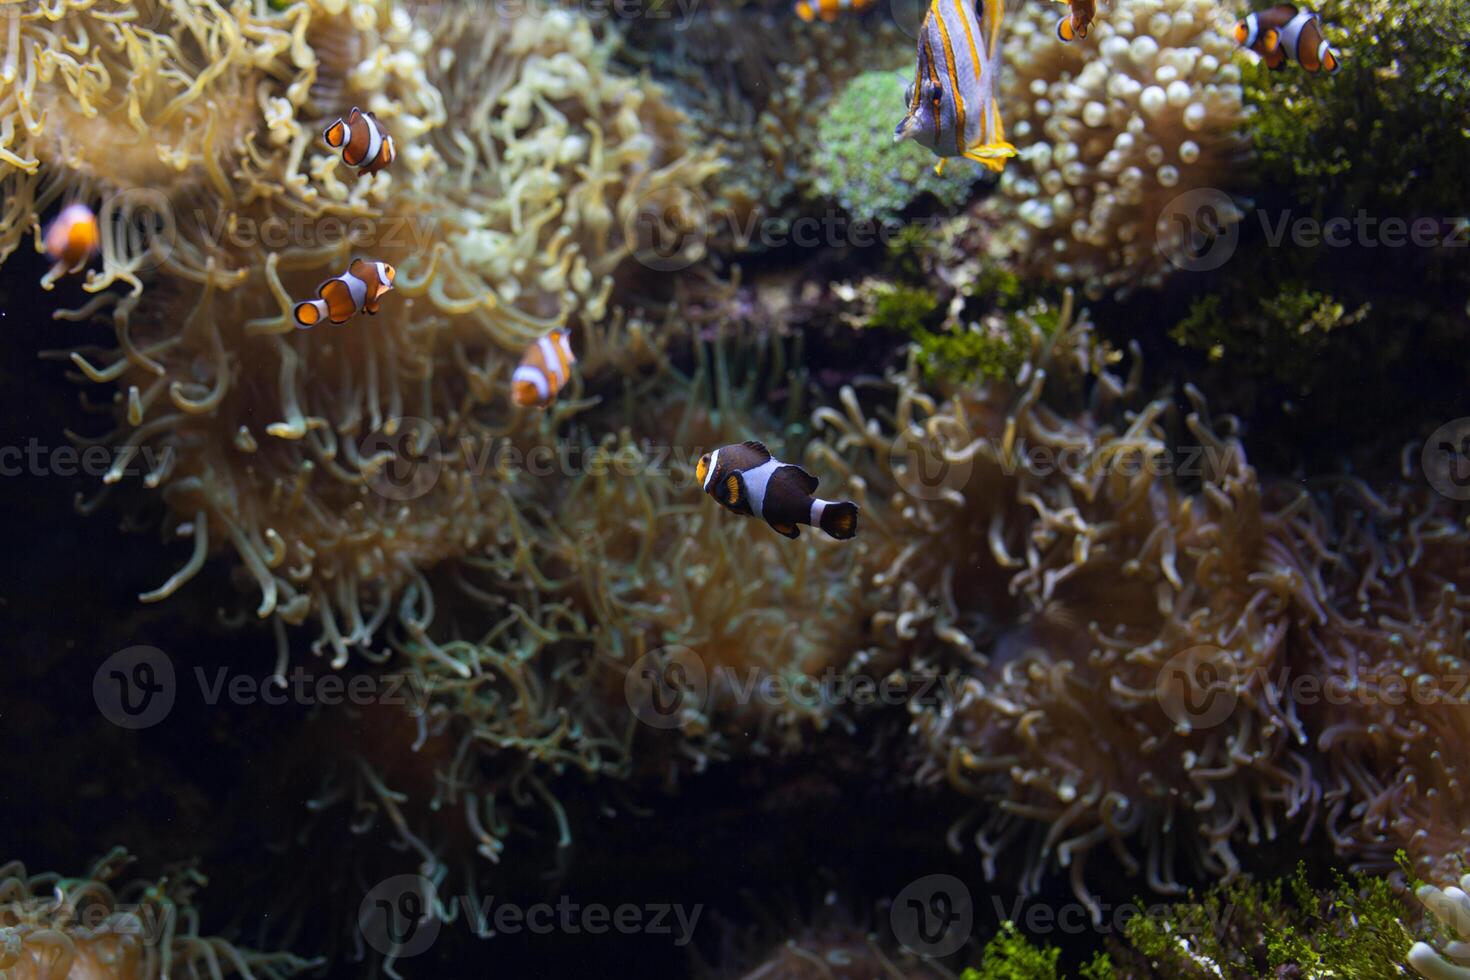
top-left (1233, 6), bottom-right (1340, 73)
top-left (511, 330), bottom-right (576, 408)
top-left (323, 107), bottom-right (396, 177)
top-left (294, 259), bottom-right (396, 329)
top-left (44, 203), bottom-right (100, 280)
top-left (1055, 0), bottom-right (1095, 42)
top-left (795, 0), bottom-right (877, 22)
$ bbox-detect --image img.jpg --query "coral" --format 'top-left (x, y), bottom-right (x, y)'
top-left (1167, 284), bottom-right (1369, 382)
top-left (808, 71), bottom-right (986, 223)
top-left (988, 0), bottom-right (1252, 297)
top-left (967, 921), bottom-right (1066, 980)
top-left (621, 0), bottom-right (909, 230)
top-left (1288, 479), bottom-right (1470, 885)
top-left (1158, 0), bottom-right (1470, 460)
top-left (12, 0), bottom-right (720, 664)
top-left (1115, 862), bottom-right (1419, 978)
top-left (1242, 0), bottom-right (1470, 219)
top-left (726, 927), bottom-right (945, 979)
top-left (1409, 871), bottom-right (1470, 980)
top-left (812, 295), bottom-right (1321, 916)
top-left (0, 847), bottom-right (316, 979)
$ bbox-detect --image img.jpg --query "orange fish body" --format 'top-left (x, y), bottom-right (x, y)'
top-left (794, 0), bottom-right (877, 21)
top-left (294, 259), bottom-right (395, 328)
top-left (511, 330), bottom-right (576, 408)
top-left (44, 203), bottom-right (100, 273)
top-left (1055, 0), bottom-right (1095, 42)
top-left (1233, 6), bottom-right (1340, 73)
top-left (324, 107), bottom-right (396, 177)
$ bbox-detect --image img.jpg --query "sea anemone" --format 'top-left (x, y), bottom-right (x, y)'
top-left (0, 847), bottom-right (316, 979)
top-left (17, 0), bottom-right (719, 666)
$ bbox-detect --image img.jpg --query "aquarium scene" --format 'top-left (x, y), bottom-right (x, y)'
top-left (1, 0), bottom-right (1468, 976)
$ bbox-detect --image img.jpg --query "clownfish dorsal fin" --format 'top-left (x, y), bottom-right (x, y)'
top-left (787, 465), bottom-right (820, 496)
top-left (742, 440), bottom-right (772, 461)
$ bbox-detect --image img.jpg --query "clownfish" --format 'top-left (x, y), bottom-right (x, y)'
top-left (795, 0), bottom-right (878, 22)
top-left (697, 441), bottom-right (859, 541)
top-left (323, 107), bottom-right (396, 177)
top-left (43, 203), bottom-right (100, 280)
top-left (1233, 6), bottom-right (1340, 73)
top-left (293, 258), bottom-right (396, 328)
top-left (894, 0), bottom-right (1017, 176)
top-left (511, 330), bottom-right (576, 408)
top-left (1054, 0), bottom-right (1095, 41)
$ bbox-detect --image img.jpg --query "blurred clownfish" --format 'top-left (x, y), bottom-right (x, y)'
top-left (1233, 6), bottom-right (1340, 73)
top-left (512, 330), bottom-right (576, 408)
top-left (795, 0), bottom-right (877, 22)
top-left (696, 441), bottom-right (859, 541)
top-left (324, 107), bottom-right (396, 177)
top-left (294, 259), bottom-right (395, 329)
top-left (894, 0), bottom-right (1017, 176)
top-left (43, 203), bottom-right (100, 281)
top-left (1054, 0), bottom-right (1095, 41)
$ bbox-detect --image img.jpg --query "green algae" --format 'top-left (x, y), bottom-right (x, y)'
top-left (808, 70), bottom-right (986, 222)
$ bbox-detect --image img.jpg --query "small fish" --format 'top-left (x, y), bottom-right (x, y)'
top-left (293, 258), bottom-right (395, 328)
top-left (1233, 6), bottom-right (1340, 73)
top-left (894, 0), bottom-right (1017, 176)
top-left (511, 330), bottom-right (576, 408)
top-left (1054, 0), bottom-right (1095, 41)
top-left (696, 441), bottom-right (859, 541)
top-left (795, 0), bottom-right (877, 22)
top-left (44, 203), bottom-right (100, 278)
top-left (323, 107), bottom-right (396, 177)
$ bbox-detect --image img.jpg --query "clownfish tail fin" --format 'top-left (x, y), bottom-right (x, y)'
top-left (294, 299), bottom-right (327, 329)
top-left (818, 500), bottom-right (859, 540)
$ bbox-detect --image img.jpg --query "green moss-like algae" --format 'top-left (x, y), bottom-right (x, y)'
top-left (808, 70), bottom-right (987, 222)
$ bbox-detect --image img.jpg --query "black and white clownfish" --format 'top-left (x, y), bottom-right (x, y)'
top-left (1233, 6), bottom-right (1340, 73)
top-left (894, 0), bottom-right (1017, 176)
top-left (323, 107), bottom-right (396, 177)
top-left (293, 258), bottom-right (396, 328)
top-left (1054, 0), bottom-right (1095, 41)
top-left (511, 330), bottom-right (576, 408)
top-left (696, 441), bottom-right (859, 541)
